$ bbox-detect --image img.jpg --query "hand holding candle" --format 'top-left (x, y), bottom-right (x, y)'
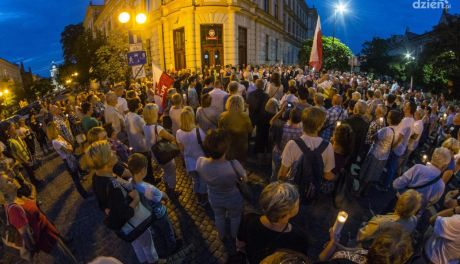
top-left (332, 211), bottom-right (348, 236)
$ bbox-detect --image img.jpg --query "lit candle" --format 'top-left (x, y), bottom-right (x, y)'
top-left (422, 154), bottom-right (428, 163)
top-left (336, 121), bottom-right (341, 127)
top-left (444, 113), bottom-right (447, 119)
top-left (332, 211), bottom-right (348, 236)
top-left (379, 117), bottom-right (384, 125)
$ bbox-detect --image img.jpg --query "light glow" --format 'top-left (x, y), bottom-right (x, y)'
top-left (135, 13), bottom-right (147, 24)
top-left (118, 12), bottom-right (131, 24)
top-left (335, 3), bottom-right (347, 14)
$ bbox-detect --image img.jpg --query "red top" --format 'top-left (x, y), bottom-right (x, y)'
top-left (7, 200), bottom-right (60, 253)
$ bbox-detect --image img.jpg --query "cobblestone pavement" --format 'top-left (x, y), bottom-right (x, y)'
top-left (1, 149), bottom-right (400, 264)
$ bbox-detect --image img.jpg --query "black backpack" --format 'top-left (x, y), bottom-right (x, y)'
top-left (290, 138), bottom-right (329, 204)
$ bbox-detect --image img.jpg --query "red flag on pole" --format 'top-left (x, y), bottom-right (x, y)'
top-left (309, 16), bottom-right (323, 72)
top-left (152, 64), bottom-right (174, 109)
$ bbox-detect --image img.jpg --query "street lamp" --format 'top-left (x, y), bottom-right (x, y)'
top-left (118, 12), bottom-right (131, 24)
top-left (404, 51), bottom-right (416, 89)
top-left (332, 2), bottom-right (348, 46)
top-left (3, 89), bottom-right (9, 95)
top-left (135, 13), bottom-right (147, 24)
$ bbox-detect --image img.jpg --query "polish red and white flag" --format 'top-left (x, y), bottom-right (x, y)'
top-left (309, 16), bottom-right (323, 72)
top-left (152, 64), bottom-right (174, 109)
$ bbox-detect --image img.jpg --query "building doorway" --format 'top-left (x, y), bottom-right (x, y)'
top-left (201, 24), bottom-right (224, 69)
top-left (173, 28), bottom-right (186, 70)
top-left (238, 26), bottom-right (247, 66)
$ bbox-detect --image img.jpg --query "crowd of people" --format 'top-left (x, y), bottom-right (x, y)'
top-left (0, 64), bottom-right (459, 264)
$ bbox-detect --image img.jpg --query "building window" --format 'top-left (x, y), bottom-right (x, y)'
top-left (288, 17), bottom-right (291, 33)
top-left (275, 39), bottom-right (279, 61)
top-left (265, 35), bottom-right (269, 61)
top-left (274, 0), bottom-right (278, 19)
top-left (264, 0), bottom-right (269, 13)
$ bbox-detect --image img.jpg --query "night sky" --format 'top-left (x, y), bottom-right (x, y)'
top-left (0, 0), bottom-right (458, 77)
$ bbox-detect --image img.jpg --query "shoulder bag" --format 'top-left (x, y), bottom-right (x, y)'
top-left (151, 125), bottom-right (180, 165)
top-left (2, 204), bottom-right (33, 261)
top-left (230, 160), bottom-right (253, 203)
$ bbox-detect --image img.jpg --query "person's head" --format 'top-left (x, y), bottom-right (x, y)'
top-left (332, 123), bottom-right (353, 155)
top-left (259, 182), bottom-right (300, 223)
top-left (106, 91), bottom-right (118, 107)
top-left (226, 95), bottom-right (245, 113)
top-left (6, 123), bottom-right (17, 138)
top-left (375, 104), bottom-right (386, 118)
top-left (87, 126), bottom-right (107, 144)
top-left (352, 91), bottom-right (361, 101)
top-left (265, 98), bottom-right (280, 115)
top-left (255, 79), bottom-right (265, 90)
top-left (201, 93), bottom-right (212, 108)
top-left (271, 72), bottom-right (281, 86)
top-left (387, 110), bottom-right (402, 126)
top-left (203, 129), bottom-right (230, 160)
top-left (288, 80), bottom-right (297, 93)
top-left (297, 86), bottom-right (309, 102)
top-left (441, 138), bottom-right (460, 155)
top-left (332, 94), bottom-right (342, 106)
top-left (353, 100), bottom-right (368, 117)
top-left (447, 105), bottom-right (456, 114)
top-left (314, 93), bottom-right (324, 106)
top-left (127, 153), bottom-right (148, 183)
top-left (374, 89), bottom-right (382, 99)
top-left (387, 94), bottom-right (396, 105)
top-left (214, 80), bottom-right (222, 89)
top-left (188, 76), bottom-right (197, 87)
top-left (227, 81), bottom-right (240, 95)
top-left (180, 107), bottom-right (196, 132)
top-left (301, 107), bottom-right (326, 135)
top-left (367, 225), bottom-right (413, 264)
top-left (81, 101), bottom-right (93, 116)
top-left (403, 101), bottom-right (416, 116)
top-left (87, 140), bottom-right (118, 171)
top-left (49, 104), bottom-right (61, 116)
top-left (414, 109), bottom-right (423, 120)
top-left (430, 147), bottom-right (452, 171)
top-left (46, 122), bottom-right (59, 140)
top-left (288, 108), bottom-right (302, 125)
top-left (171, 93), bottom-right (183, 107)
top-left (114, 85), bottom-right (125, 97)
top-left (0, 175), bottom-right (18, 203)
top-left (204, 77), bottom-right (214, 87)
top-left (127, 97), bottom-right (141, 113)
top-left (366, 90), bottom-right (374, 100)
top-left (143, 103), bottom-right (159, 125)
top-left (103, 123), bottom-right (116, 139)
top-left (394, 190), bottom-right (422, 219)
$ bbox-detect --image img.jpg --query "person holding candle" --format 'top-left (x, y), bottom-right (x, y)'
top-left (358, 110), bottom-right (402, 195)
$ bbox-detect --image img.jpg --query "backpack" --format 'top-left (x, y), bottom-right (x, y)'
top-left (289, 138), bottom-right (329, 204)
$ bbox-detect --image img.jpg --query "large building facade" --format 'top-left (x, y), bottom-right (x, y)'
top-left (84, 0), bottom-right (317, 72)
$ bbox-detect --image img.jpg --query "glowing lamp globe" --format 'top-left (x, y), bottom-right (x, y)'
top-left (136, 13), bottom-right (147, 24)
top-left (118, 12), bottom-right (131, 24)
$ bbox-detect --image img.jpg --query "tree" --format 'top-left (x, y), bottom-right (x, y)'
top-left (360, 37), bottom-right (394, 76)
top-left (93, 30), bottom-right (130, 84)
top-left (298, 36), bottom-right (353, 71)
top-left (60, 24), bottom-right (106, 85)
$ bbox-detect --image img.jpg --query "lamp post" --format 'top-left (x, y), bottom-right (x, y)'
top-left (404, 52), bottom-right (415, 90)
top-left (332, 2), bottom-right (347, 46)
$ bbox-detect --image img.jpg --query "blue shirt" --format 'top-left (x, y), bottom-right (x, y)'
top-left (133, 181), bottom-right (166, 219)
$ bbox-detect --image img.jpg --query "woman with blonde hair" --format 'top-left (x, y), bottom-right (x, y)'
top-left (143, 103), bottom-right (180, 196)
top-left (89, 141), bottom-right (162, 264)
top-left (218, 95), bottom-right (253, 163)
top-left (357, 189), bottom-right (421, 244)
top-left (169, 93), bottom-right (183, 136)
top-left (441, 137), bottom-right (460, 183)
top-left (47, 122), bottom-right (88, 198)
top-left (176, 107), bottom-right (207, 204)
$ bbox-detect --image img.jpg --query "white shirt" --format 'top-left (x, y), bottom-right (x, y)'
top-left (281, 134), bottom-right (335, 173)
top-left (104, 105), bottom-right (125, 135)
top-left (280, 94), bottom-right (299, 105)
top-left (116, 97), bottom-right (128, 114)
top-left (143, 124), bottom-right (163, 151)
top-left (52, 136), bottom-right (73, 160)
top-left (176, 128), bottom-right (206, 172)
top-left (425, 215), bottom-right (460, 264)
top-left (125, 112), bottom-right (148, 152)
top-left (209, 88), bottom-right (228, 114)
top-left (394, 116), bottom-right (414, 156)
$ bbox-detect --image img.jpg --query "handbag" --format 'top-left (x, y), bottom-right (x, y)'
top-left (2, 204), bottom-right (33, 261)
top-left (151, 125), bottom-right (180, 165)
top-left (230, 160), bottom-right (253, 202)
top-left (106, 178), bottom-right (153, 242)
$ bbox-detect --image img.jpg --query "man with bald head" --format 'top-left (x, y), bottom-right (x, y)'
top-left (320, 94), bottom-right (347, 141)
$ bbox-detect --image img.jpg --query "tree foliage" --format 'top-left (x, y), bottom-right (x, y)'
top-left (60, 23), bottom-right (106, 85)
top-left (360, 37), bottom-right (394, 76)
top-left (298, 36), bottom-right (353, 71)
top-left (93, 30), bottom-right (130, 84)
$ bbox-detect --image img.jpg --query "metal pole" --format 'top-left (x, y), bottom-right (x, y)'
top-left (162, 23), bottom-right (167, 72)
top-left (332, 12), bottom-right (336, 46)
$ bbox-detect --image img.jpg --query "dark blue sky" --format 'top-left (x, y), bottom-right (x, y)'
top-left (0, 0), bottom-right (458, 77)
